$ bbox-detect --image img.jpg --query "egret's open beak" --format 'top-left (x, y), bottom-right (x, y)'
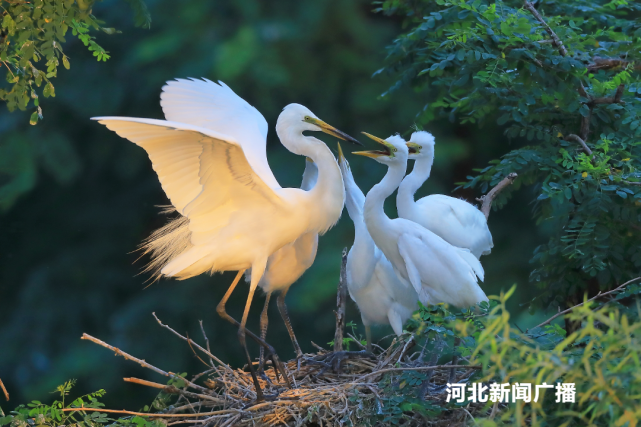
top-left (352, 132), bottom-right (395, 158)
top-left (406, 142), bottom-right (420, 155)
top-left (305, 117), bottom-right (362, 145)
top-left (337, 142), bottom-right (345, 162)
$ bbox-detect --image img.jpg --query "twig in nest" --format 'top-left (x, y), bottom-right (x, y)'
top-left (81, 333), bottom-right (209, 394)
top-left (123, 378), bottom-right (224, 404)
top-left (199, 320), bottom-right (215, 367)
top-left (152, 313), bottom-right (232, 373)
top-left (356, 364), bottom-right (481, 382)
top-left (0, 378), bottom-right (8, 401)
top-left (60, 407), bottom-right (239, 418)
top-left (526, 276), bottom-right (641, 333)
top-left (476, 173), bottom-right (518, 219)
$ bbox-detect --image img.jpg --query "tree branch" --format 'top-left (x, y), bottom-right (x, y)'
top-left (333, 248), bottom-right (348, 352)
top-left (476, 173), bottom-right (518, 220)
top-left (0, 378), bottom-right (8, 401)
top-left (81, 333), bottom-right (210, 394)
top-left (123, 378), bottom-right (224, 404)
top-left (523, 1), bottom-right (567, 57)
top-left (60, 407), bottom-right (239, 418)
top-left (565, 134), bottom-right (592, 156)
top-left (587, 57), bottom-right (641, 73)
top-left (590, 84), bottom-right (625, 106)
top-left (526, 276), bottom-right (641, 333)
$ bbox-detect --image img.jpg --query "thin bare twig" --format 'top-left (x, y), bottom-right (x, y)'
top-left (333, 248), bottom-right (348, 352)
top-left (0, 378), bottom-right (8, 401)
top-left (477, 173), bottom-right (518, 219)
top-left (152, 313), bottom-right (231, 373)
top-left (526, 276), bottom-right (641, 333)
top-left (81, 333), bottom-right (210, 393)
top-left (565, 134), bottom-right (593, 156)
top-left (199, 320), bottom-right (215, 368)
top-left (123, 378), bottom-right (223, 404)
top-left (356, 364), bottom-right (482, 382)
top-left (60, 407), bottom-right (239, 418)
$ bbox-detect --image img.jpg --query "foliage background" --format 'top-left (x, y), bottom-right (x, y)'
top-left (1, 0), bottom-right (543, 411)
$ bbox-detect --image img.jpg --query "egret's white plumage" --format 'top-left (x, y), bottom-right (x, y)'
top-left (355, 134), bottom-right (488, 309)
top-left (338, 146), bottom-right (417, 338)
top-left (93, 78), bottom-right (360, 398)
top-left (397, 131), bottom-right (493, 259)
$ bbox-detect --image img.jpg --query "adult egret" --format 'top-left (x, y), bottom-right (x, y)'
top-left (253, 158), bottom-right (318, 373)
top-left (338, 144), bottom-right (418, 349)
top-left (397, 131), bottom-right (493, 259)
top-left (93, 78), bottom-right (361, 401)
top-left (353, 133), bottom-right (488, 309)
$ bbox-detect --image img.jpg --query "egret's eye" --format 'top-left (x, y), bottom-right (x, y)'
top-left (303, 115), bottom-right (312, 122)
top-left (419, 145), bottom-right (423, 149)
top-left (393, 148), bottom-right (398, 152)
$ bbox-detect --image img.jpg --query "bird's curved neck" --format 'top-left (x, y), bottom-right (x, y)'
top-left (397, 156), bottom-right (433, 215)
top-left (364, 160), bottom-right (407, 231)
top-left (281, 128), bottom-right (344, 233)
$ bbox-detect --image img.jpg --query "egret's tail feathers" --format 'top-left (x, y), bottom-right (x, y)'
top-left (456, 247), bottom-right (485, 282)
top-left (139, 208), bottom-right (193, 282)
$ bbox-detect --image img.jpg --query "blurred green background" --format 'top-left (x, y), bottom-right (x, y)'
top-left (0, 0), bottom-right (543, 411)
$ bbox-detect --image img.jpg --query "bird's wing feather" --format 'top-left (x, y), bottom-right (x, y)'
top-left (93, 117), bottom-right (285, 246)
top-left (397, 234), bottom-right (424, 297)
top-left (159, 78), bottom-right (280, 189)
top-left (453, 247), bottom-right (485, 282)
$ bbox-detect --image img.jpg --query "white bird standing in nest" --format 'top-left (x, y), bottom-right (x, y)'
top-left (337, 144), bottom-right (417, 349)
top-left (353, 133), bottom-right (488, 309)
top-left (93, 78), bottom-right (361, 402)
top-left (397, 131), bottom-right (493, 259)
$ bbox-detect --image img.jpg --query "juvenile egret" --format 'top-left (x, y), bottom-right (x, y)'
top-left (397, 131), bottom-right (493, 259)
top-left (338, 144), bottom-right (418, 348)
top-left (354, 133), bottom-right (488, 309)
top-left (94, 78), bottom-right (361, 401)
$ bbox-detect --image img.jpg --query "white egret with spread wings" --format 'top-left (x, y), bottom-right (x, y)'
top-left (93, 78), bottom-right (361, 401)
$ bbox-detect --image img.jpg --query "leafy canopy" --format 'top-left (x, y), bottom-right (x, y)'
top-left (377, 0), bottom-right (641, 311)
top-left (0, 0), bottom-right (150, 124)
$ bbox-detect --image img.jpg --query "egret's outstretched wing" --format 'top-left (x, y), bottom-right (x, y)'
top-left (93, 117), bottom-right (286, 245)
top-left (159, 78), bottom-right (280, 189)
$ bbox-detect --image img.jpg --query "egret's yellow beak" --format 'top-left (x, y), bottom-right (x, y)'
top-left (337, 142), bottom-right (345, 162)
top-left (303, 117), bottom-right (362, 145)
top-left (352, 132), bottom-right (396, 158)
top-left (406, 142), bottom-right (421, 155)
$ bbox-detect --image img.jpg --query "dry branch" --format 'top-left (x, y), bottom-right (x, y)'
top-left (0, 378), bottom-right (8, 401)
top-left (61, 407), bottom-right (238, 418)
top-left (123, 378), bottom-right (224, 404)
top-left (81, 333), bottom-right (210, 393)
top-left (526, 276), bottom-right (641, 333)
top-left (477, 173), bottom-right (518, 219)
top-left (333, 248), bottom-right (348, 352)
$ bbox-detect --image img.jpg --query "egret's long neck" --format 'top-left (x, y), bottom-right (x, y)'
top-left (364, 159), bottom-right (407, 234)
top-left (342, 167), bottom-right (377, 288)
top-left (280, 128), bottom-right (345, 234)
top-left (397, 155), bottom-right (433, 216)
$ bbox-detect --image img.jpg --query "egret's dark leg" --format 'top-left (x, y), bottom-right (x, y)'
top-left (257, 292), bottom-right (272, 374)
top-left (238, 275), bottom-right (266, 401)
top-left (277, 289), bottom-right (303, 358)
top-left (215, 271), bottom-right (290, 389)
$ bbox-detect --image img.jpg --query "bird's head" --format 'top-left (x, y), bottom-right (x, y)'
top-left (277, 104), bottom-right (361, 146)
top-left (406, 131), bottom-right (435, 160)
top-left (353, 132), bottom-right (408, 165)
